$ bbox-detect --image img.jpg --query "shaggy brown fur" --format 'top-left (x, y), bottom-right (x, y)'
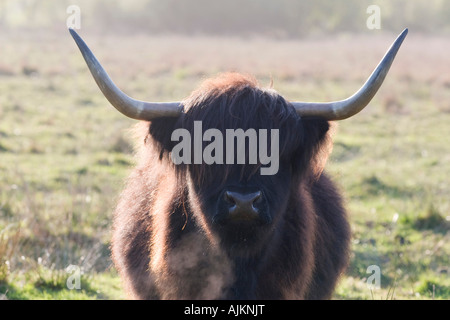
top-left (111, 73), bottom-right (350, 299)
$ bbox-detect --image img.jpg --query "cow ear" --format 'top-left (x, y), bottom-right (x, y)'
top-left (293, 118), bottom-right (333, 180)
top-left (148, 117), bottom-right (180, 160)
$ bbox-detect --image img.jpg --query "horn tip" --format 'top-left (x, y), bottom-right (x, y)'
top-left (68, 27), bottom-right (77, 36)
top-left (68, 28), bottom-right (82, 43)
top-left (389, 28), bottom-right (408, 55)
top-left (398, 28), bottom-right (408, 41)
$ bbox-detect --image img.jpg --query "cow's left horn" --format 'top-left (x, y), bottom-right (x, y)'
top-left (69, 29), bottom-right (182, 120)
top-left (292, 28), bottom-right (408, 120)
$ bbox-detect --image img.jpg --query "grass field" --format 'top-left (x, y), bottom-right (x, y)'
top-left (0, 29), bottom-right (449, 300)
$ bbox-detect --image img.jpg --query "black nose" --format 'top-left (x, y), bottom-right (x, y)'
top-left (224, 191), bottom-right (262, 222)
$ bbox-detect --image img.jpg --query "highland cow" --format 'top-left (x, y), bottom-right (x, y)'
top-left (70, 28), bottom-right (407, 299)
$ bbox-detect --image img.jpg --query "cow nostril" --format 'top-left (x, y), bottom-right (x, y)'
top-left (253, 191), bottom-right (262, 204)
top-left (225, 191), bottom-right (236, 205)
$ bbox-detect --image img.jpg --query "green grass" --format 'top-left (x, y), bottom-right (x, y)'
top-left (1, 269), bottom-right (124, 300)
top-left (1, 30), bottom-right (449, 300)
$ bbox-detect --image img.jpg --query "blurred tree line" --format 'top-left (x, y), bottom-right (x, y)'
top-left (1, 0), bottom-right (449, 37)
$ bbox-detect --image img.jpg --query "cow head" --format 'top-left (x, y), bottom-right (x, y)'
top-left (161, 73), bottom-right (332, 251)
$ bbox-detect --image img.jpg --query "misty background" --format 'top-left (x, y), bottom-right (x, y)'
top-left (1, 0), bottom-right (449, 37)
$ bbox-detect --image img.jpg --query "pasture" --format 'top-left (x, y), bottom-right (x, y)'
top-left (0, 29), bottom-right (449, 299)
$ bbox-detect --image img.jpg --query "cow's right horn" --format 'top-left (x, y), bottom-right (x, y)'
top-left (292, 28), bottom-right (408, 120)
top-left (69, 29), bottom-right (182, 121)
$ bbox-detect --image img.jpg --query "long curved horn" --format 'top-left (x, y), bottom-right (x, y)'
top-left (69, 29), bottom-right (182, 120)
top-left (292, 28), bottom-right (408, 120)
